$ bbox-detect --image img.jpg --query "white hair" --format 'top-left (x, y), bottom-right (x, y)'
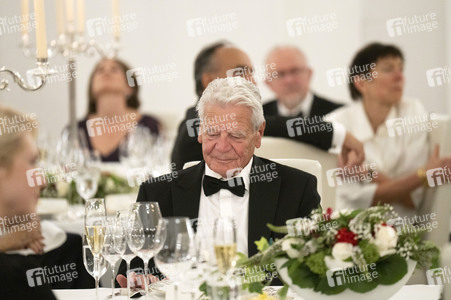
top-left (196, 77), bottom-right (265, 131)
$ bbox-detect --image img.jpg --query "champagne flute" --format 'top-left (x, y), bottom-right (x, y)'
top-left (116, 210), bottom-right (140, 299)
top-left (102, 218), bottom-right (123, 299)
top-left (82, 233), bottom-right (108, 282)
top-left (213, 217), bottom-right (237, 274)
top-left (154, 217), bottom-right (196, 300)
top-left (127, 202), bottom-right (164, 297)
top-left (85, 198), bottom-right (107, 300)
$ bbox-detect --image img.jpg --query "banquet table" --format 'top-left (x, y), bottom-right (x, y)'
top-left (53, 285), bottom-right (443, 300)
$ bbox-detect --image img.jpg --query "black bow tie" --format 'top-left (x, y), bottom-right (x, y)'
top-left (203, 175), bottom-right (245, 197)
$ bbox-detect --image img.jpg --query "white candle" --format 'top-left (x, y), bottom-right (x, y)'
top-left (76, 0), bottom-right (84, 33)
top-left (112, 0), bottom-right (120, 39)
top-left (65, 0), bottom-right (74, 32)
top-left (33, 0), bottom-right (48, 59)
top-left (55, 0), bottom-right (65, 35)
top-left (21, 0), bottom-right (29, 38)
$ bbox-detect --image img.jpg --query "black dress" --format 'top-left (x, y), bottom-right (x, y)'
top-left (0, 233), bottom-right (94, 299)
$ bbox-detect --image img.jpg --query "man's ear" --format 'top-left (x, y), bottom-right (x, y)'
top-left (197, 132), bottom-right (203, 144)
top-left (255, 121), bottom-right (266, 149)
top-left (201, 72), bottom-right (214, 91)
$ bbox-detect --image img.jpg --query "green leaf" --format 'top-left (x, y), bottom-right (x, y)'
top-left (235, 252), bottom-right (249, 266)
top-left (247, 281), bottom-right (265, 294)
top-left (288, 262), bottom-right (318, 289)
top-left (267, 223), bottom-right (288, 234)
top-left (314, 275), bottom-right (347, 295)
top-left (346, 271), bottom-right (379, 293)
top-left (376, 254), bottom-right (408, 285)
top-left (255, 237), bottom-right (270, 252)
top-left (199, 281), bottom-right (207, 294)
top-left (277, 285), bottom-right (289, 300)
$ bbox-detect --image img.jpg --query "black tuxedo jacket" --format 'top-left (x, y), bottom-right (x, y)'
top-left (118, 156), bottom-right (320, 283)
top-left (138, 155), bottom-right (320, 256)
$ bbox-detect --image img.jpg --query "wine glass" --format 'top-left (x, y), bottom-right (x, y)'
top-left (127, 202), bottom-right (164, 298)
top-left (102, 218), bottom-right (123, 299)
top-left (116, 210), bottom-right (140, 299)
top-left (154, 217), bottom-right (196, 300)
top-left (85, 198), bottom-right (107, 300)
top-left (82, 233), bottom-right (108, 286)
top-left (213, 217), bottom-right (237, 274)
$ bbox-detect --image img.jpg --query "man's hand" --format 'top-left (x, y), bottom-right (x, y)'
top-left (116, 272), bottom-right (161, 289)
top-left (340, 132), bottom-right (365, 168)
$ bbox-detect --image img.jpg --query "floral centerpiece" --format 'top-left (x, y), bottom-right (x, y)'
top-left (237, 205), bottom-right (439, 300)
top-left (40, 171), bottom-right (138, 205)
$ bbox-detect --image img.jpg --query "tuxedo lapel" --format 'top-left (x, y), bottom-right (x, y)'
top-left (247, 156), bottom-right (281, 256)
top-left (171, 161), bottom-right (205, 221)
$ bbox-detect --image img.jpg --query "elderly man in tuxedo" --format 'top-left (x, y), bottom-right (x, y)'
top-left (117, 77), bottom-right (320, 287)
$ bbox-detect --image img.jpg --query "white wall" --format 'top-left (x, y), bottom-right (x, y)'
top-left (0, 0), bottom-right (449, 139)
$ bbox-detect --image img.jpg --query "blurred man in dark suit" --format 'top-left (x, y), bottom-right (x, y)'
top-left (264, 45), bottom-right (342, 119)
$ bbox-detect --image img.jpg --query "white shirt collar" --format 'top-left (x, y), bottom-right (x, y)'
top-left (277, 91), bottom-right (314, 117)
top-left (204, 157), bottom-right (254, 191)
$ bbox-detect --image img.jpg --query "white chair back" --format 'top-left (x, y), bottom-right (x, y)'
top-left (254, 137), bottom-right (337, 209)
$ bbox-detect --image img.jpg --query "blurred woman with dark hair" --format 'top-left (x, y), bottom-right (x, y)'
top-left (78, 58), bottom-right (161, 162)
top-left (328, 42), bottom-right (451, 218)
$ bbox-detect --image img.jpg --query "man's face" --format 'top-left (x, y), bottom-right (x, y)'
top-left (356, 56), bottom-right (404, 105)
top-left (203, 47), bottom-right (256, 86)
top-left (265, 48), bottom-right (312, 110)
top-left (198, 104), bottom-right (265, 178)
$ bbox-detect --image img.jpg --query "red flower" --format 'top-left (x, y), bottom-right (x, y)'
top-left (323, 207), bottom-right (333, 221)
top-left (335, 227), bottom-right (358, 246)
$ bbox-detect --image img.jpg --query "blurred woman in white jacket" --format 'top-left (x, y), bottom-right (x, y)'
top-left (327, 43), bottom-right (451, 218)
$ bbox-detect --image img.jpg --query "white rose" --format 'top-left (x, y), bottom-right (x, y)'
top-left (324, 242), bottom-right (355, 270)
top-left (373, 224), bottom-right (398, 257)
top-left (332, 242), bottom-right (353, 261)
top-left (331, 209), bottom-right (352, 220)
top-left (105, 178), bottom-right (115, 193)
top-left (282, 238), bottom-right (301, 259)
top-left (56, 181), bottom-right (69, 197)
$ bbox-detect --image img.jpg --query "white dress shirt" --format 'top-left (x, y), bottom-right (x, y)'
top-left (197, 158), bottom-right (253, 257)
top-left (327, 98), bottom-right (429, 218)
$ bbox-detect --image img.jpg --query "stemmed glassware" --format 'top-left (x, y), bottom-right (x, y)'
top-left (82, 232), bottom-right (108, 291)
top-left (213, 217), bottom-right (237, 274)
top-left (115, 210), bottom-right (139, 298)
top-left (75, 151), bottom-right (101, 203)
top-left (101, 218), bottom-right (123, 299)
top-left (154, 217), bottom-right (196, 300)
top-left (84, 198), bottom-right (107, 300)
top-left (206, 217), bottom-right (240, 300)
top-left (127, 202), bottom-right (164, 298)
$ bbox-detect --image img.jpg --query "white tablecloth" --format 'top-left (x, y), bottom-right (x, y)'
top-left (53, 285), bottom-right (443, 300)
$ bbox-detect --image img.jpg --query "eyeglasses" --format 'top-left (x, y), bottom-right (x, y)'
top-left (273, 67), bottom-right (309, 80)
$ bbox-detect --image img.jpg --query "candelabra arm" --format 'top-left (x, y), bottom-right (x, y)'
top-left (0, 67), bottom-right (46, 92)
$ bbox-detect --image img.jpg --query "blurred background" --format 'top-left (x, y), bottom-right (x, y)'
top-left (0, 0), bottom-right (450, 138)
